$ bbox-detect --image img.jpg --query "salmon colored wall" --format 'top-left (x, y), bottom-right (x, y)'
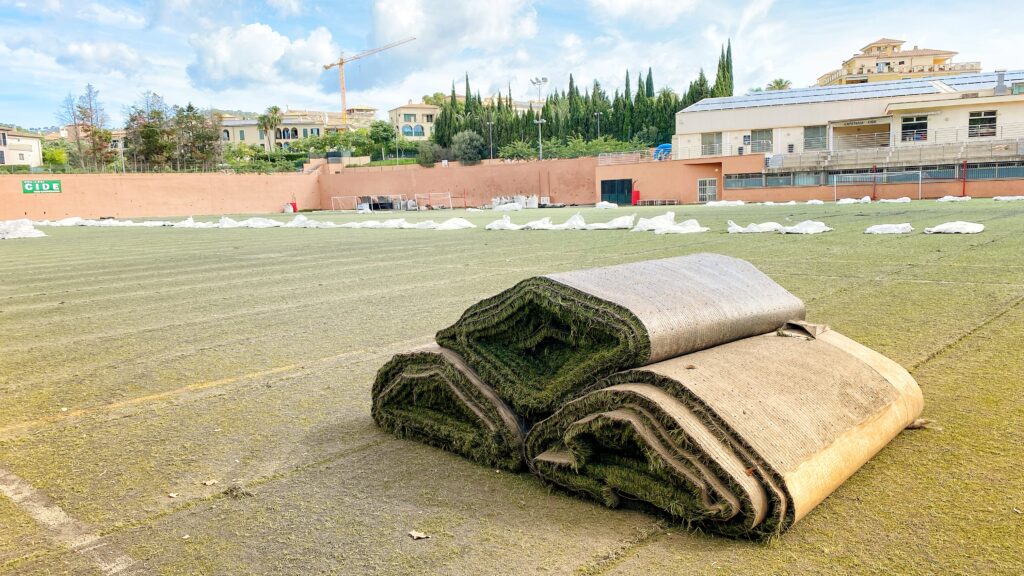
top-left (1, 172), bottom-right (320, 220)
top-left (595, 156), bottom-right (765, 204)
top-left (725, 180), bottom-right (1024, 202)
top-left (319, 157), bottom-right (598, 207)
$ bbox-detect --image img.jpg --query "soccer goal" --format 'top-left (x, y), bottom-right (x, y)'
top-left (414, 192), bottom-right (454, 210)
top-left (330, 194), bottom-right (408, 211)
top-left (832, 171), bottom-right (923, 201)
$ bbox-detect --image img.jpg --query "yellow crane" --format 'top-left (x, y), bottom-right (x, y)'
top-left (324, 37), bottom-right (416, 124)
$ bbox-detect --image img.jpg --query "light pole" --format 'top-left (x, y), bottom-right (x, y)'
top-left (594, 111), bottom-right (602, 140)
top-left (534, 118), bottom-right (546, 160)
top-left (486, 120), bottom-right (494, 160)
top-left (530, 76), bottom-right (548, 104)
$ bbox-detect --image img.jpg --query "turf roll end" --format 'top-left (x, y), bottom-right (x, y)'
top-left (372, 344), bottom-right (526, 471)
top-left (525, 324), bottom-right (923, 539)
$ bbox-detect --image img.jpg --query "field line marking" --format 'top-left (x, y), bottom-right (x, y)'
top-left (911, 291), bottom-right (1024, 372)
top-left (0, 465), bottom-right (137, 575)
top-left (0, 335), bottom-right (433, 440)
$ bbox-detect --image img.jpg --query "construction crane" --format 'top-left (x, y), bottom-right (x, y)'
top-left (324, 36), bottom-right (415, 124)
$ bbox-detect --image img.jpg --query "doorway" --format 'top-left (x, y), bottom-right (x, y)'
top-left (600, 179), bottom-right (632, 204)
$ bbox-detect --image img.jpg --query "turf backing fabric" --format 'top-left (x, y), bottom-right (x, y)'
top-left (435, 253), bottom-right (806, 420)
top-left (525, 323), bottom-right (924, 538)
top-left (371, 344), bottom-right (525, 471)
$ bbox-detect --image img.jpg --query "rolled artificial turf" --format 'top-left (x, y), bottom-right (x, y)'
top-left (371, 344), bottom-right (526, 471)
top-left (436, 253), bottom-right (806, 421)
top-left (525, 323), bottom-right (924, 539)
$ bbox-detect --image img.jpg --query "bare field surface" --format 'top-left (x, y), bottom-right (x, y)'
top-left (1, 201), bottom-right (1022, 575)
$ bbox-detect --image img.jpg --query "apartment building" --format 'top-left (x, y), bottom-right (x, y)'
top-left (818, 38), bottom-right (981, 86)
top-left (388, 101), bottom-right (440, 141)
top-left (0, 126), bottom-right (43, 167)
top-left (220, 107), bottom-right (377, 149)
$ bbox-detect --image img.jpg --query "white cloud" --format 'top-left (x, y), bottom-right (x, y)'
top-left (587, 0), bottom-right (698, 28)
top-left (266, 0), bottom-right (301, 15)
top-left (81, 3), bottom-right (147, 28)
top-left (187, 23), bottom-right (337, 89)
top-left (373, 0), bottom-right (538, 56)
top-left (58, 41), bottom-right (143, 74)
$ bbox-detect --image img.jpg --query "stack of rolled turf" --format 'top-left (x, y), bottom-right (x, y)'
top-left (371, 253), bottom-right (923, 539)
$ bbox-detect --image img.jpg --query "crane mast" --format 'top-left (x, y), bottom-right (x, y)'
top-left (323, 37), bottom-right (415, 124)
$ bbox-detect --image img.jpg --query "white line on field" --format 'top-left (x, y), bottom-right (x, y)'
top-left (0, 465), bottom-right (137, 574)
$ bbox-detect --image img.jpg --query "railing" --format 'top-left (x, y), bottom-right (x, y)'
top-left (849, 62), bottom-right (981, 76)
top-left (725, 161), bottom-right (1024, 189)
top-left (597, 150), bottom-right (656, 165)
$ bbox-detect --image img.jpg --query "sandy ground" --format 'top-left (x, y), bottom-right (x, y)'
top-left (1, 201), bottom-right (1022, 575)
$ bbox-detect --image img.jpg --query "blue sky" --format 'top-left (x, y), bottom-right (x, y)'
top-left (0, 0), bottom-right (1018, 129)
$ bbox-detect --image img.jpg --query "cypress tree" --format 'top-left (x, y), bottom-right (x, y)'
top-left (645, 67), bottom-right (654, 98)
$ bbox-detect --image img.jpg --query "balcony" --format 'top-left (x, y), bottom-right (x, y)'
top-left (848, 62), bottom-right (982, 77)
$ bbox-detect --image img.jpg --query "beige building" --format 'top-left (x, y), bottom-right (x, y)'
top-left (220, 107), bottom-right (377, 150)
top-left (0, 127), bottom-right (43, 167)
top-left (818, 38), bottom-right (981, 86)
top-left (388, 101), bottom-right (440, 141)
top-left (675, 70), bottom-right (1024, 172)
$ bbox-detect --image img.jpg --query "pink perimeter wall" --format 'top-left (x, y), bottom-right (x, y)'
top-left (1, 172), bottom-right (320, 220)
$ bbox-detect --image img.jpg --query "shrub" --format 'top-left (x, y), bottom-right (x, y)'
top-left (416, 141), bottom-right (440, 167)
top-left (452, 130), bottom-right (485, 165)
top-left (497, 140), bottom-right (537, 160)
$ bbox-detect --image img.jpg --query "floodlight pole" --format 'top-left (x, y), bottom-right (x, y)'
top-left (535, 119), bottom-right (546, 160)
top-left (487, 120), bottom-right (494, 160)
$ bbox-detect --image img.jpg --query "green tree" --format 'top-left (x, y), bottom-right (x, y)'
top-left (42, 139), bottom-right (70, 166)
top-left (766, 78), bottom-right (792, 91)
top-left (451, 130), bottom-right (485, 164)
top-left (421, 92), bottom-right (446, 106)
top-left (369, 120), bottom-right (396, 158)
top-left (124, 91), bottom-right (175, 171)
top-left (257, 105), bottom-right (283, 151)
top-left (172, 104), bottom-right (222, 170)
top-left (75, 84), bottom-right (115, 171)
top-left (415, 141), bottom-right (442, 167)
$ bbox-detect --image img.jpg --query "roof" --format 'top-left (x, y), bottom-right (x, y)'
top-left (851, 48), bottom-right (956, 59)
top-left (389, 103), bottom-right (440, 111)
top-left (684, 70), bottom-right (1024, 112)
top-left (862, 38), bottom-right (904, 50)
top-left (0, 127), bottom-right (43, 139)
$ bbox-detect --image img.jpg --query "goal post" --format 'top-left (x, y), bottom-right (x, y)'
top-left (329, 194), bottom-right (409, 211)
top-left (413, 192), bottom-right (454, 210)
top-left (832, 170), bottom-right (923, 201)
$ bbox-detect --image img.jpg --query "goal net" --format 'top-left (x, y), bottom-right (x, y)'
top-left (832, 171), bottom-right (923, 201)
top-left (330, 194), bottom-right (409, 211)
top-left (414, 192), bottom-right (454, 210)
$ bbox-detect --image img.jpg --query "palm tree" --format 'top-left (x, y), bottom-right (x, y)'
top-left (257, 105), bottom-right (283, 152)
top-left (766, 79), bottom-right (792, 91)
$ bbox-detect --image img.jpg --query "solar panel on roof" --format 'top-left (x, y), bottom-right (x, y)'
top-left (684, 70), bottom-right (1022, 112)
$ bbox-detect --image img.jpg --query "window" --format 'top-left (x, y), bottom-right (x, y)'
top-left (239, 129), bottom-right (245, 141)
top-left (402, 124), bottom-right (413, 137)
top-left (19, 153), bottom-right (25, 160)
top-left (803, 126), bottom-right (826, 150)
top-left (291, 128), bottom-right (298, 139)
top-left (403, 113), bottom-right (416, 122)
top-left (901, 116), bottom-right (928, 142)
top-left (275, 129), bottom-right (282, 140)
top-left (968, 111), bottom-right (997, 137)
top-left (311, 128), bottom-right (320, 137)
top-left (0, 150), bottom-right (5, 164)
top-left (700, 132), bottom-right (722, 155)
top-left (697, 178), bottom-right (718, 202)
top-left (0, 132), bottom-right (6, 146)
top-left (222, 129), bottom-right (230, 141)
top-left (303, 128), bottom-right (308, 138)
top-left (413, 124), bottom-right (425, 137)
top-left (750, 129), bottom-right (773, 153)
top-left (424, 114), bottom-right (434, 123)
top-left (259, 129), bottom-right (265, 140)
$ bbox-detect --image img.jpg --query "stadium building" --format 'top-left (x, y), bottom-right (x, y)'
top-left (597, 70), bottom-right (1024, 204)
